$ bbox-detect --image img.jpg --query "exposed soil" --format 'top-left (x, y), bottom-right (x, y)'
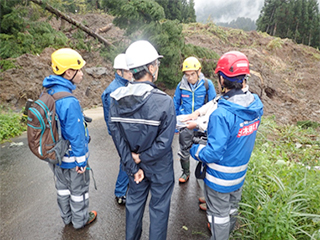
top-left (1, 13), bottom-right (320, 125)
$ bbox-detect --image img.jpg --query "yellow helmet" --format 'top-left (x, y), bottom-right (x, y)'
top-left (182, 57), bottom-right (201, 72)
top-left (51, 48), bottom-right (86, 75)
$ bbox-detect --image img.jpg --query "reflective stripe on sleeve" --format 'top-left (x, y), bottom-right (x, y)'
top-left (71, 192), bottom-right (89, 202)
top-left (63, 152), bottom-right (89, 163)
top-left (75, 155), bottom-right (86, 164)
top-left (195, 144), bottom-right (206, 160)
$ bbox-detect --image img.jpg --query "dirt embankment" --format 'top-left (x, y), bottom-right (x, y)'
top-left (1, 14), bottom-right (320, 125)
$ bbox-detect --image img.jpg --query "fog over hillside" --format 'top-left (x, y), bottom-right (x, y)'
top-left (194, 0), bottom-right (320, 23)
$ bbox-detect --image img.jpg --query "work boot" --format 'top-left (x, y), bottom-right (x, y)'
top-left (115, 196), bottom-right (126, 205)
top-left (85, 211), bottom-right (97, 226)
top-left (179, 160), bottom-right (190, 183)
top-left (199, 203), bottom-right (207, 211)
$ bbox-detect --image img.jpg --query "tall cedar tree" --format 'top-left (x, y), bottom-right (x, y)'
top-left (257, 0), bottom-right (320, 48)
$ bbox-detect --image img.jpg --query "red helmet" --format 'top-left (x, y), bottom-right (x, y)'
top-left (215, 51), bottom-right (249, 77)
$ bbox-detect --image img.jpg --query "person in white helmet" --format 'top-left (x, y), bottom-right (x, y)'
top-left (108, 40), bottom-right (176, 240)
top-left (101, 53), bottom-right (133, 205)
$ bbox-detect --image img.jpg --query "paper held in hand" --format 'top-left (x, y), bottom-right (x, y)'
top-left (176, 115), bottom-right (196, 130)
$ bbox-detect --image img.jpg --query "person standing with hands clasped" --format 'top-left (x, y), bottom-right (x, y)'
top-left (173, 57), bottom-right (216, 183)
top-left (101, 53), bottom-right (133, 205)
top-left (190, 51), bottom-right (263, 240)
top-left (109, 40), bottom-right (176, 240)
top-left (44, 48), bottom-right (97, 229)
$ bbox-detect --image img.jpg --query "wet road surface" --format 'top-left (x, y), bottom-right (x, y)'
top-left (1, 108), bottom-right (209, 240)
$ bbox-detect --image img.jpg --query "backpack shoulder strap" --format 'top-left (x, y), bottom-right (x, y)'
top-left (203, 78), bottom-right (209, 91)
top-left (203, 78), bottom-right (209, 103)
top-left (51, 91), bottom-right (74, 101)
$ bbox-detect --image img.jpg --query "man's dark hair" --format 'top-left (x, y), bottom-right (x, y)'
top-left (132, 61), bottom-right (156, 80)
top-left (219, 73), bottom-right (245, 90)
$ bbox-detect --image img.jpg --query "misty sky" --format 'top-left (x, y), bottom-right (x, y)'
top-left (194, 0), bottom-right (320, 23)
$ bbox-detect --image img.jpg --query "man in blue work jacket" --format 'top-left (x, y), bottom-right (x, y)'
top-left (109, 40), bottom-right (176, 240)
top-left (190, 51), bottom-right (264, 240)
top-left (101, 53), bottom-right (133, 205)
top-left (173, 57), bottom-right (216, 183)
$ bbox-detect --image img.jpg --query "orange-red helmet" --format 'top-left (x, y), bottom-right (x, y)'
top-left (215, 51), bottom-right (249, 77)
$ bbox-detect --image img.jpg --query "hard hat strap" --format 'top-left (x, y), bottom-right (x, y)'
top-left (70, 70), bottom-right (78, 84)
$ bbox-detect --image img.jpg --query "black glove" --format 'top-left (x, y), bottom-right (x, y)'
top-left (193, 136), bottom-right (207, 145)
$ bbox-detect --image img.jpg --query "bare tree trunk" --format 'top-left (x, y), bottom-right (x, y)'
top-left (273, 22), bottom-right (277, 36)
top-left (99, 23), bottom-right (113, 33)
top-left (30, 0), bottom-right (113, 46)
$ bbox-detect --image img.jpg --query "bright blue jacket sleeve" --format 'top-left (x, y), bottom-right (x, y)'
top-left (57, 97), bottom-right (89, 168)
top-left (190, 109), bottom-right (229, 163)
top-left (101, 88), bottom-right (112, 135)
top-left (173, 83), bottom-right (182, 116)
top-left (207, 79), bottom-right (217, 102)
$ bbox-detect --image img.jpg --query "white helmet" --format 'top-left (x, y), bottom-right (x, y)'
top-left (125, 40), bottom-right (163, 71)
top-left (113, 53), bottom-right (129, 70)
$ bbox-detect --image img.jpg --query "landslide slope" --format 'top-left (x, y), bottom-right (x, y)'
top-left (183, 22), bottom-right (320, 124)
top-left (1, 14), bottom-right (319, 124)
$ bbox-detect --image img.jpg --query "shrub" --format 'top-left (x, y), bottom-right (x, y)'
top-left (233, 116), bottom-right (320, 239)
top-left (0, 107), bottom-right (26, 142)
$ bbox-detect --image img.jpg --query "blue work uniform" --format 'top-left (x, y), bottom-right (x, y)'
top-left (101, 73), bottom-right (129, 198)
top-left (191, 89), bottom-right (264, 240)
top-left (109, 82), bottom-right (176, 240)
top-left (173, 73), bottom-right (216, 161)
top-left (43, 75), bottom-right (91, 229)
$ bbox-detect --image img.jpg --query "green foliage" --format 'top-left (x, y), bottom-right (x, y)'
top-left (143, 20), bottom-right (184, 88)
top-left (0, 107), bottom-right (26, 142)
top-left (0, 4), bottom-right (26, 35)
top-left (233, 116), bottom-right (320, 239)
top-left (297, 120), bottom-right (320, 129)
top-left (111, 0), bottom-right (165, 36)
top-left (266, 37), bottom-right (283, 51)
top-left (0, 59), bottom-right (17, 72)
top-left (0, 20), bottom-right (69, 59)
top-left (154, 0), bottom-right (196, 23)
top-left (0, 3), bottom-right (69, 59)
top-left (217, 17), bottom-right (256, 31)
top-left (257, 0), bottom-right (320, 49)
top-left (182, 44), bottom-right (220, 79)
top-left (103, 0), bottom-right (218, 89)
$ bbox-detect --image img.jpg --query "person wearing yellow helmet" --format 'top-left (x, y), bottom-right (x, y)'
top-left (173, 56), bottom-right (216, 183)
top-left (43, 48), bottom-right (97, 229)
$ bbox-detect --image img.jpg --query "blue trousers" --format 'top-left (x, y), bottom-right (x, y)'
top-left (114, 162), bottom-right (129, 197)
top-left (126, 172), bottom-right (174, 240)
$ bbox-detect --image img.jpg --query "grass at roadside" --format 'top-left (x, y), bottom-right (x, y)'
top-left (234, 116), bottom-right (320, 240)
top-left (1, 110), bottom-right (319, 239)
top-left (0, 107), bottom-right (27, 142)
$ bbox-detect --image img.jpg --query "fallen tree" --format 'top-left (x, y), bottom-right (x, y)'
top-left (30, 0), bottom-right (113, 46)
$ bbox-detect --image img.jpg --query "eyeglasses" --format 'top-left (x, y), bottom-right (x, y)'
top-left (156, 60), bottom-right (161, 67)
top-left (184, 72), bottom-right (197, 79)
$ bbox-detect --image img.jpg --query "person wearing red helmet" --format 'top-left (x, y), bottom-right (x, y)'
top-left (190, 51), bottom-right (264, 240)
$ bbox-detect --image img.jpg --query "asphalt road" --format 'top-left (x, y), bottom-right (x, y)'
top-left (0, 108), bottom-right (209, 240)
